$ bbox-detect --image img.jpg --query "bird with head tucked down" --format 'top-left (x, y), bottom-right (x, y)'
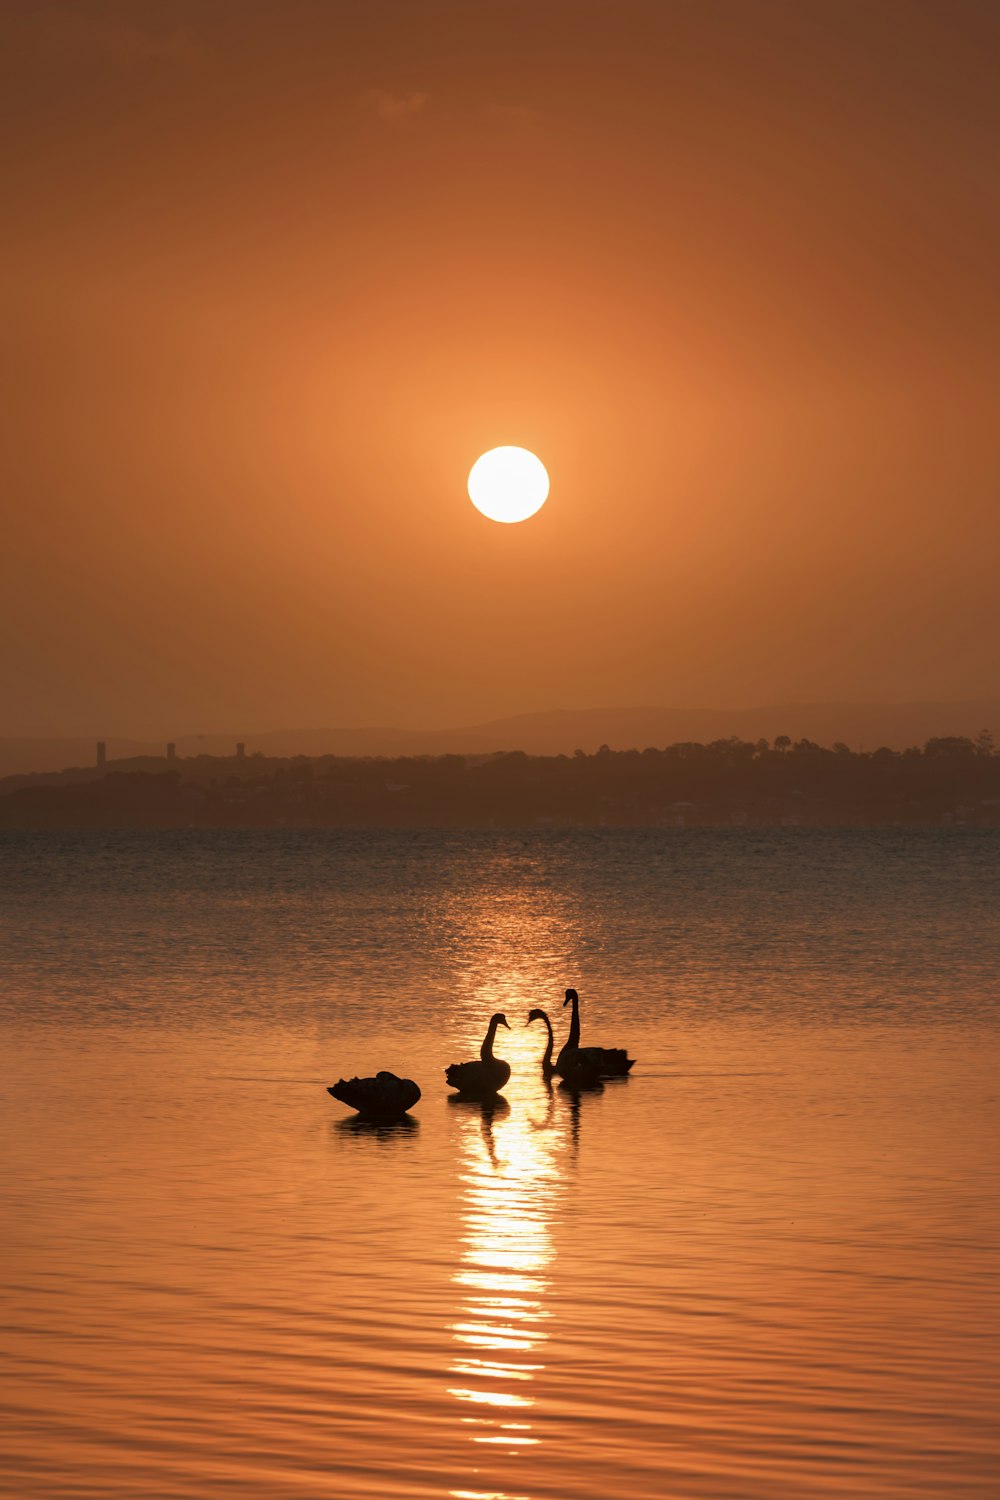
top-left (327, 1070), bottom-right (421, 1123)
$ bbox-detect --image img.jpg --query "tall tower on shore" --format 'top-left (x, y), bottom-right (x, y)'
top-left (96, 741), bottom-right (106, 768)
top-left (167, 743), bottom-right (176, 762)
top-left (236, 742), bottom-right (246, 758)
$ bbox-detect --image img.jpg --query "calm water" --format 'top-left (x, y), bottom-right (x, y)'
top-left (1, 830), bottom-right (998, 1499)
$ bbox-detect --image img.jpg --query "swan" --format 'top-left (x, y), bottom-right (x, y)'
top-left (327, 1070), bottom-right (421, 1123)
top-left (527, 1006), bottom-right (603, 1087)
top-left (526, 1007), bottom-right (558, 1078)
top-left (557, 988), bottom-right (634, 1078)
top-left (445, 1012), bottom-right (511, 1098)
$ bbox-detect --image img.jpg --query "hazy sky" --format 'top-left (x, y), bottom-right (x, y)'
top-left (2, 0), bottom-right (998, 737)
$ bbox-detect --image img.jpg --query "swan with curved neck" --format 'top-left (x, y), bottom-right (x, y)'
top-left (557, 987), bottom-right (634, 1078)
top-left (526, 1007), bottom-right (556, 1077)
top-left (445, 1012), bottom-right (512, 1099)
top-left (529, 1003), bottom-right (601, 1087)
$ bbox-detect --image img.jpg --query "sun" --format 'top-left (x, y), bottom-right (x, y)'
top-left (468, 447), bottom-right (549, 524)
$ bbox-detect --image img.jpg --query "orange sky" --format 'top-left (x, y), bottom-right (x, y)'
top-left (1, 0), bottom-right (998, 737)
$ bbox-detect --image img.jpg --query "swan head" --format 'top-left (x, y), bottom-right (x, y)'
top-left (526, 1008), bottom-right (547, 1026)
top-left (563, 988), bottom-right (579, 1007)
top-left (490, 1011), bottom-right (510, 1030)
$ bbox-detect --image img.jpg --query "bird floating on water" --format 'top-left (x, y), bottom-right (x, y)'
top-left (557, 988), bottom-right (635, 1078)
top-left (445, 1012), bottom-right (512, 1099)
top-left (328, 1071), bottom-right (421, 1123)
top-left (525, 1007), bottom-right (558, 1078)
top-left (526, 1006), bottom-right (603, 1088)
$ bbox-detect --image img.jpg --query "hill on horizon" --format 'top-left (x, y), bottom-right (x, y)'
top-left (2, 700), bottom-right (998, 778)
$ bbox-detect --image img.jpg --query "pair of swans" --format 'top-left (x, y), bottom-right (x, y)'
top-left (528, 988), bottom-right (635, 1087)
top-left (328, 1017), bottom-right (510, 1122)
top-left (327, 1017), bottom-right (510, 1123)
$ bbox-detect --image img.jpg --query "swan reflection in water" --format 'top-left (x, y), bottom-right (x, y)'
top-left (333, 1114), bottom-right (420, 1140)
top-left (447, 1025), bottom-right (599, 1491)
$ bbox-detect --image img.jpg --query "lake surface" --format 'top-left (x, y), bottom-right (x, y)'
top-left (1, 829), bottom-right (998, 1499)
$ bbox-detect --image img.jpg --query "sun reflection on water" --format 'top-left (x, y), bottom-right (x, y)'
top-left (446, 1027), bottom-right (568, 1486)
top-left (441, 873), bottom-right (584, 1492)
top-left (450, 1492), bottom-right (532, 1500)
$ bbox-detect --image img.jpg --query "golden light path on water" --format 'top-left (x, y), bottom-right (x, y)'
top-left (443, 867), bottom-right (578, 1498)
top-left (447, 1082), bottom-right (561, 1487)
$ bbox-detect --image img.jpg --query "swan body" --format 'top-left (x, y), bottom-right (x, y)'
top-left (328, 1070), bottom-right (421, 1122)
top-left (446, 1012), bottom-right (511, 1098)
top-left (557, 988), bottom-right (635, 1078)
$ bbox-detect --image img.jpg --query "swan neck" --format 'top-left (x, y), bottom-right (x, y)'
top-left (481, 1018), bottom-right (499, 1062)
top-left (540, 1012), bottom-right (554, 1066)
top-left (567, 994), bottom-right (580, 1049)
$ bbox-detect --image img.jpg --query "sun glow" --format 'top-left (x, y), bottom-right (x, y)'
top-left (468, 447), bottom-right (549, 524)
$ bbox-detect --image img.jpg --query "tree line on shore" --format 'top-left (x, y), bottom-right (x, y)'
top-left (0, 733), bottom-right (997, 829)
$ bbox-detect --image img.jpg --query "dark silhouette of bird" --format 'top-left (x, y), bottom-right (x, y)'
top-left (327, 1071), bottom-right (421, 1123)
top-left (526, 1007), bottom-right (558, 1077)
top-left (557, 988), bottom-right (635, 1077)
top-left (527, 1005), bottom-right (603, 1087)
top-left (445, 1012), bottom-right (511, 1099)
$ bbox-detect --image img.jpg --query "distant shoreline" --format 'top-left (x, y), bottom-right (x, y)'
top-left (1, 736), bottom-right (997, 830)
top-left (3, 700), bottom-right (999, 779)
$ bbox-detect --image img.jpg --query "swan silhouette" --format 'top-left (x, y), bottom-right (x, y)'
top-left (327, 1070), bottom-right (421, 1123)
top-left (527, 1006), bottom-right (603, 1087)
top-left (557, 988), bottom-right (634, 1078)
top-left (445, 1012), bottom-right (511, 1099)
top-left (526, 1007), bottom-right (558, 1078)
